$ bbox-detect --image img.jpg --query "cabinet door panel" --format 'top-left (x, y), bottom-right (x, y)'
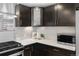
top-left (43, 5), bottom-right (56, 26)
top-left (16, 4), bottom-right (31, 27)
top-left (24, 45), bottom-right (33, 56)
top-left (57, 3), bottom-right (75, 26)
top-left (24, 47), bottom-right (31, 56)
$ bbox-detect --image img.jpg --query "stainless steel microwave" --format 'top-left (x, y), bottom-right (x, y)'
top-left (57, 35), bottom-right (76, 44)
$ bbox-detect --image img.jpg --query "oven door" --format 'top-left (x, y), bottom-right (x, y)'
top-left (9, 50), bottom-right (24, 56)
top-left (0, 47), bottom-right (24, 56)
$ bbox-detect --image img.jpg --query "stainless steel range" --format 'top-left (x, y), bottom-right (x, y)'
top-left (0, 41), bottom-right (24, 56)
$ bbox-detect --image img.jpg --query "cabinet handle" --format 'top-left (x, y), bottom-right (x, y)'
top-left (53, 49), bottom-right (60, 52)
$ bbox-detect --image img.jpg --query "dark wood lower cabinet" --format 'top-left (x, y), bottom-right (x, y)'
top-left (32, 43), bottom-right (48, 56)
top-left (47, 46), bottom-right (75, 56)
top-left (24, 43), bottom-right (76, 56)
top-left (24, 45), bottom-right (33, 56)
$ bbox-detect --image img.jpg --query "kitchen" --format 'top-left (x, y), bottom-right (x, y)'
top-left (0, 3), bottom-right (77, 56)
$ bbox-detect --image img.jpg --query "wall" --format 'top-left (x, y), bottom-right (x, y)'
top-left (36, 27), bottom-right (75, 42)
top-left (76, 10), bottom-right (79, 56)
top-left (15, 27), bottom-right (33, 40)
top-left (0, 3), bottom-right (16, 43)
top-left (0, 31), bottom-right (15, 43)
top-left (15, 26), bottom-right (75, 41)
top-left (16, 26), bottom-right (75, 43)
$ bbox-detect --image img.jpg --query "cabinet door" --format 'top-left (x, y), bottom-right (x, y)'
top-left (57, 3), bottom-right (75, 26)
top-left (42, 5), bottom-right (56, 26)
top-left (32, 43), bottom-right (41, 56)
top-left (24, 46), bottom-right (33, 56)
top-left (15, 4), bottom-right (31, 27)
top-left (32, 43), bottom-right (48, 56)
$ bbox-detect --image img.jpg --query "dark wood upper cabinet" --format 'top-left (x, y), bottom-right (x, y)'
top-left (15, 4), bottom-right (31, 27)
top-left (42, 5), bottom-right (56, 26)
top-left (15, 3), bottom-right (76, 27)
top-left (42, 3), bottom-right (75, 26)
top-left (57, 3), bottom-right (75, 26)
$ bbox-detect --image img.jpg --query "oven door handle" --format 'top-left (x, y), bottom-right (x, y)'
top-left (9, 50), bottom-right (24, 56)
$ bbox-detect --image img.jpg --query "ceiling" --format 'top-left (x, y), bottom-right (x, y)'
top-left (20, 3), bottom-right (55, 7)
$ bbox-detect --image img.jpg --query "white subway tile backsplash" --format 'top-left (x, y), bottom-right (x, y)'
top-left (15, 27), bottom-right (75, 43)
top-left (36, 27), bottom-right (75, 42)
top-left (15, 27), bottom-right (33, 40)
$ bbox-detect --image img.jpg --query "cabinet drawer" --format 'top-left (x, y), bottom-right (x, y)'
top-left (48, 46), bottom-right (75, 56)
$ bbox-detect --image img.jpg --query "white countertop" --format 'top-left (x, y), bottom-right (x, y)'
top-left (16, 39), bottom-right (75, 51)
